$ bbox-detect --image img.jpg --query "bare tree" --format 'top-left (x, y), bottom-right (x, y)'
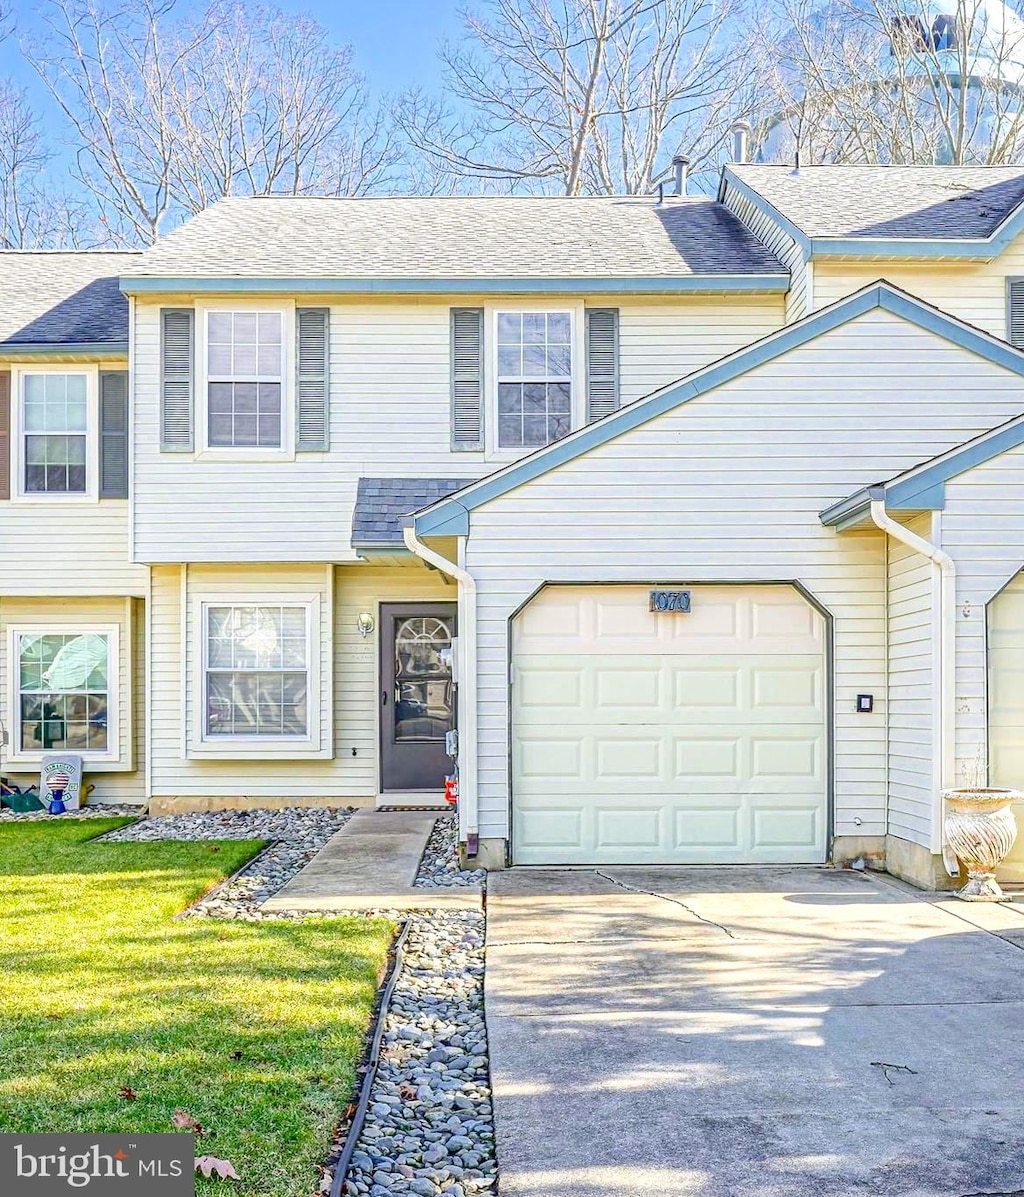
top-left (755, 0), bottom-right (1024, 165)
top-left (29, 0), bottom-right (401, 245)
top-left (397, 0), bottom-right (751, 195)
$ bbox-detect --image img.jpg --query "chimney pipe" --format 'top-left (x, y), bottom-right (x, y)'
top-left (671, 154), bottom-right (690, 196)
top-left (730, 119), bottom-right (752, 165)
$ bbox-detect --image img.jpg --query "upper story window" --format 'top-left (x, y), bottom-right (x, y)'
top-left (23, 373), bottom-right (88, 494)
top-left (206, 311), bottom-right (284, 449)
top-left (496, 311), bottom-right (573, 449)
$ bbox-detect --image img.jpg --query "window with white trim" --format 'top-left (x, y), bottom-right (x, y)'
top-left (206, 311), bottom-right (284, 448)
top-left (14, 629), bottom-right (114, 756)
top-left (203, 604), bottom-right (309, 738)
top-left (496, 311), bottom-right (572, 448)
top-left (22, 373), bottom-right (89, 493)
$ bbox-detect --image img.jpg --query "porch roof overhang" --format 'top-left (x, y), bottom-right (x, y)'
top-left (820, 412), bottom-right (1024, 532)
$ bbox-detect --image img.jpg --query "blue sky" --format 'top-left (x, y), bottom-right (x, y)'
top-left (0, 0), bottom-right (467, 103)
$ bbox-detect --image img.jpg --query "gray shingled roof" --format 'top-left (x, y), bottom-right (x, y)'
top-left (730, 165), bottom-right (1024, 240)
top-left (353, 477), bottom-right (472, 546)
top-left (126, 196), bottom-right (787, 279)
top-left (0, 252), bottom-right (140, 346)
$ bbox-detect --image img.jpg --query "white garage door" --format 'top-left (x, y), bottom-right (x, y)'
top-left (511, 584), bottom-right (828, 865)
top-left (988, 571), bottom-right (1024, 882)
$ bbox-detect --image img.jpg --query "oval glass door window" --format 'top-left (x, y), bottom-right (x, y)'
top-left (394, 616), bottom-right (454, 742)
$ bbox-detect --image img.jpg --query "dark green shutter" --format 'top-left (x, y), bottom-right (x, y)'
top-left (451, 308), bottom-right (484, 450)
top-left (0, 370), bottom-right (9, 500)
top-left (585, 308), bottom-right (619, 423)
top-left (296, 308), bottom-right (330, 451)
top-left (1009, 279), bottom-right (1024, 348)
top-left (99, 370), bottom-right (129, 498)
top-left (160, 308), bottom-right (194, 451)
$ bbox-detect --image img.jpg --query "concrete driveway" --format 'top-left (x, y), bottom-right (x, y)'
top-left (485, 866), bottom-right (1024, 1197)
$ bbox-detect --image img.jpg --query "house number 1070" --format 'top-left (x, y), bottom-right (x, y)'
top-left (649, 590), bottom-right (691, 613)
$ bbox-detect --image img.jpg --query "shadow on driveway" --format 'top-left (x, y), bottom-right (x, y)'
top-left (485, 866), bottom-right (1024, 1197)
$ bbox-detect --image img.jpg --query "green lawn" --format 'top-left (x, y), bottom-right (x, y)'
top-left (0, 818), bottom-right (394, 1197)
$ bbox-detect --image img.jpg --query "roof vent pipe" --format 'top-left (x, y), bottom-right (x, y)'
top-left (671, 154), bottom-right (691, 195)
top-left (730, 118), bottom-right (752, 164)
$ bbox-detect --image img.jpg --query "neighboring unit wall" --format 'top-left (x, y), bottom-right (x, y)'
top-left (148, 558), bottom-right (451, 806)
top-left (461, 308), bottom-right (1024, 847)
top-left (722, 185), bottom-right (809, 322)
top-left (886, 515), bottom-right (934, 847)
top-left (0, 595), bottom-right (146, 803)
top-left (941, 442), bottom-right (1024, 780)
top-left (131, 294), bottom-right (785, 563)
top-left (811, 235), bottom-right (1024, 337)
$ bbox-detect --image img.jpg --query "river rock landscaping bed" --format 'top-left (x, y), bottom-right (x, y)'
top-left (334, 911), bottom-right (495, 1197)
top-left (415, 815), bottom-right (487, 890)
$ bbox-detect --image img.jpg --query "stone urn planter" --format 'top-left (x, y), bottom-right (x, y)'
top-left (942, 788), bottom-right (1022, 901)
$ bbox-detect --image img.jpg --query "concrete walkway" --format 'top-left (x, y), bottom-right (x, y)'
top-left (262, 810), bottom-right (482, 911)
top-left (486, 866), bottom-right (1024, 1197)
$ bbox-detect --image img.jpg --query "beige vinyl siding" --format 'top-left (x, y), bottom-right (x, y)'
top-left (722, 184), bottom-right (809, 322)
top-left (463, 307), bottom-right (1024, 845)
top-left (886, 515), bottom-right (934, 846)
top-left (0, 503), bottom-right (146, 596)
top-left (0, 595), bottom-right (145, 803)
top-left (939, 442), bottom-right (1024, 784)
top-left (131, 294), bottom-right (785, 563)
top-left (616, 297), bottom-right (785, 405)
top-left (811, 233), bottom-right (1024, 337)
top-left (149, 559), bottom-right (451, 802)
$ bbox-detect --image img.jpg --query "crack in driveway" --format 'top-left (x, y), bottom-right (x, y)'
top-left (592, 867), bottom-right (739, 938)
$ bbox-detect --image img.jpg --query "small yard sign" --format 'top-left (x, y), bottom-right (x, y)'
top-left (649, 589), bottom-right (691, 613)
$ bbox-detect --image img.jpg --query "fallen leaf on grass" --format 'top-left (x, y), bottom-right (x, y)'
top-left (171, 1110), bottom-right (206, 1135)
top-left (118, 1086), bottom-right (138, 1101)
top-left (195, 1156), bottom-right (239, 1181)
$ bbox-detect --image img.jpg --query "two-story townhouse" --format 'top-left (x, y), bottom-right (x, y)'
top-left (10, 169), bottom-right (1024, 895)
top-left (0, 251), bottom-right (147, 803)
top-left (117, 196), bottom-right (790, 822)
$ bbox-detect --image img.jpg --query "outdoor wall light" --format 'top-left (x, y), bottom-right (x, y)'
top-left (356, 612), bottom-right (376, 638)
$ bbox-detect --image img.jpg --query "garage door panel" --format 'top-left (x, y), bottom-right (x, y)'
top-left (596, 807), bottom-right (663, 848)
top-left (674, 805), bottom-right (742, 849)
top-left (512, 584), bottom-right (827, 865)
top-left (594, 666), bottom-right (662, 709)
top-left (751, 663), bottom-right (823, 710)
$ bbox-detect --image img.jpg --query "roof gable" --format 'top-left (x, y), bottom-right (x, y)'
top-left (415, 281), bottom-right (1024, 536)
top-left (821, 412), bottom-right (1024, 528)
top-left (724, 165), bottom-right (1024, 259)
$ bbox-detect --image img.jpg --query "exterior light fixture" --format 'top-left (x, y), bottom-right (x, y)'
top-left (356, 612), bottom-right (375, 638)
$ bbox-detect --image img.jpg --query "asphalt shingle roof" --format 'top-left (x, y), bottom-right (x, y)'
top-left (730, 165), bottom-right (1024, 240)
top-left (0, 252), bottom-right (140, 345)
top-left (353, 477), bottom-right (472, 546)
top-left (126, 196), bottom-right (787, 279)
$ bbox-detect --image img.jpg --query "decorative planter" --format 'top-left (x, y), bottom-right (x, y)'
top-left (942, 788), bottom-right (1022, 902)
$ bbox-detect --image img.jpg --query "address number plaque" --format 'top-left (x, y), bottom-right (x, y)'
top-left (649, 589), bottom-right (691, 613)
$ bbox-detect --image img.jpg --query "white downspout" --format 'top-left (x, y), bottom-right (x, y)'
top-left (869, 500), bottom-right (957, 872)
top-left (403, 521), bottom-right (479, 855)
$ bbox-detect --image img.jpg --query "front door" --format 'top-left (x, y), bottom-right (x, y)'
top-left (380, 603), bottom-right (457, 792)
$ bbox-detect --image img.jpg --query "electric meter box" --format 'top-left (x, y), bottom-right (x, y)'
top-left (40, 754), bottom-right (84, 810)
